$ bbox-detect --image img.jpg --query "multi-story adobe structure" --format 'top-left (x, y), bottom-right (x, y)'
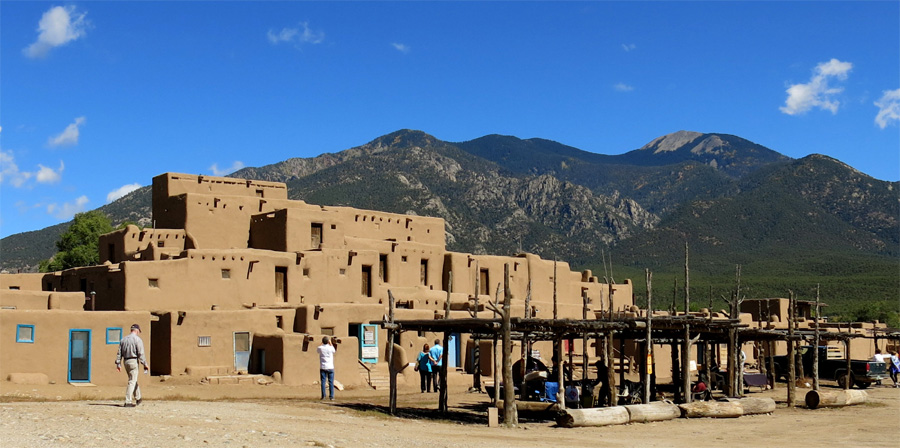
top-left (3, 173), bottom-right (891, 391)
top-left (1, 173), bottom-right (635, 388)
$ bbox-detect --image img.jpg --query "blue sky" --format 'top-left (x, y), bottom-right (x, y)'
top-left (2, 1), bottom-right (898, 238)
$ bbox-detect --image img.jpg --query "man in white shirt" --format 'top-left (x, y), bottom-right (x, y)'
top-left (872, 348), bottom-right (885, 363)
top-left (317, 336), bottom-right (337, 400)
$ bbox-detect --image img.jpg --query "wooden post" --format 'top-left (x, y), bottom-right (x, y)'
top-left (387, 291), bottom-right (397, 415)
top-left (607, 330), bottom-right (616, 407)
top-left (813, 284), bottom-right (820, 391)
top-left (582, 289), bottom-right (589, 383)
top-left (726, 328), bottom-right (735, 397)
top-left (473, 261), bottom-right (481, 392)
top-left (501, 264), bottom-right (517, 426)
top-left (682, 242), bottom-right (691, 403)
top-left (492, 334), bottom-right (500, 407)
top-left (787, 291), bottom-right (796, 407)
top-left (844, 338), bottom-right (851, 391)
top-left (552, 261), bottom-right (558, 319)
top-left (520, 281), bottom-right (532, 392)
top-left (557, 335), bottom-right (566, 410)
top-left (439, 273), bottom-right (452, 413)
top-left (768, 340), bottom-right (776, 391)
top-left (644, 269), bottom-right (652, 404)
top-left (671, 338), bottom-right (680, 400)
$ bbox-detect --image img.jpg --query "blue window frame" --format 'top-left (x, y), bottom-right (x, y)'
top-left (106, 327), bottom-right (122, 344)
top-left (68, 329), bottom-right (92, 383)
top-left (16, 324), bottom-right (35, 343)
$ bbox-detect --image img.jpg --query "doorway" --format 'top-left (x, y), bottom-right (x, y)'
top-left (234, 331), bottom-right (251, 373)
top-left (68, 329), bottom-right (91, 383)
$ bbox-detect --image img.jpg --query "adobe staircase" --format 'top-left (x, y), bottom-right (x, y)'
top-left (358, 361), bottom-right (390, 390)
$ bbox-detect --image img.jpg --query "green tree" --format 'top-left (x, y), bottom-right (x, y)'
top-left (40, 211), bottom-right (113, 272)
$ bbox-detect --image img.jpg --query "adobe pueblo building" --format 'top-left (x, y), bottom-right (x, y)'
top-left (1, 173), bottom-right (635, 387)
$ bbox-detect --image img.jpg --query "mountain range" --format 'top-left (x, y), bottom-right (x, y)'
top-left (2, 129), bottom-right (897, 317)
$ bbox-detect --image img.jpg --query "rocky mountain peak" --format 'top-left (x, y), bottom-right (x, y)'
top-left (640, 130), bottom-right (704, 154)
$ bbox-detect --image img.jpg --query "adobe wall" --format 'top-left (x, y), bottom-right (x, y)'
top-left (254, 333), bottom-right (363, 387)
top-left (0, 273), bottom-right (47, 291)
top-left (0, 310), bottom-right (152, 386)
top-left (116, 249), bottom-right (297, 311)
top-left (49, 265), bottom-right (126, 311)
top-left (152, 173), bottom-right (287, 223)
top-left (154, 309), bottom-right (296, 376)
top-left (0, 290), bottom-right (85, 310)
top-left (99, 225), bottom-right (188, 263)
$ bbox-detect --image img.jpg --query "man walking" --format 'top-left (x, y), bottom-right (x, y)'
top-left (116, 324), bottom-right (149, 407)
top-left (429, 339), bottom-right (444, 392)
top-left (318, 336), bottom-right (336, 400)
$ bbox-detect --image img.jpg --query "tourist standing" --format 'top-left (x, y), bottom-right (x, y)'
top-left (416, 344), bottom-right (433, 392)
top-left (116, 324), bottom-right (149, 407)
top-left (888, 350), bottom-right (900, 388)
top-left (429, 339), bottom-right (443, 392)
top-left (317, 336), bottom-right (337, 400)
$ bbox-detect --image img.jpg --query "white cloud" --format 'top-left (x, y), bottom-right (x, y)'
top-left (106, 183), bottom-right (142, 203)
top-left (210, 161), bottom-right (245, 176)
top-left (35, 161), bottom-right (64, 184)
top-left (23, 5), bottom-right (88, 59)
top-left (874, 88), bottom-right (900, 129)
top-left (780, 58), bottom-right (852, 115)
top-left (622, 43), bottom-right (636, 52)
top-left (48, 116), bottom-right (86, 147)
top-left (614, 82), bottom-right (634, 92)
top-left (267, 22), bottom-right (324, 46)
top-left (47, 195), bottom-right (89, 219)
top-left (392, 43), bottom-right (410, 53)
top-left (0, 150), bottom-right (32, 187)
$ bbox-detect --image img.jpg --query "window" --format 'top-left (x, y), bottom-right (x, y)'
top-left (302, 268), bottom-right (310, 277)
top-left (275, 267), bottom-right (287, 302)
top-left (148, 278), bottom-right (159, 288)
top-left (361, 265), bottom-right (372, 297)
top-left (157, 241), bottom-right (165, 248)
top-left (221, 269), bottom-right (231, 279)
top-left (8, 286), bottom-right (19, 290)
top-left (16, 324), bottom-right (34, 343)
top-left (379, 255), bottom-right (388, 283)
top-left (106, 327), bottom-right (122, 344)
top-left (321, 327), bottom-right (334, 336)
top-left (311, 223), bottom-right (323, 249)
top-left (198, 336), bottom-right (211, 347)
top-left (420, 260), bottom-right (428, 285)
top-left (480, 269), bottom-right (490, 295)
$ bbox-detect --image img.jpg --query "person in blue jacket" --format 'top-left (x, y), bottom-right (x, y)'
top-left (416, 343), bottom-right (433, 392)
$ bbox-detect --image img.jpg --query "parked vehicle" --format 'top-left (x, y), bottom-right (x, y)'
top-left (773, 345), bottom-right (887, 389)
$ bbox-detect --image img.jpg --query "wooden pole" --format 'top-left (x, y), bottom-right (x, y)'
top-left (787, 291), bottom-right (796, 407)
top-left (582, 289), bottom-right (589, 383)
top-left (644, 269), bottom-right (652, 404)
top-left (492, 333), bottom-right (500, 407)
top-left (501, 264), bottom-right (517, 426)
top-left (387, 290), bottom-right (397, 415)
top-left (557, 335), bottom-right (566, 409)
top-left (552, 261), bottom-right (558, 319)
top-left (726, 328), bottom-right (735, 397)
top-left (473, 261), bottom-right (481, 392)
top-left (682, 242), bottom-right (691, 403)
top-left (813, 284), bottom-right (820, 391)
top-left (520, 281), bottom-right (532, 392)
top-left (606, 330), bottom-right (616, 407)
top-left (438, 273), bottom-right (452, 413)
top-left (844, 339), bottom-right (851, 391)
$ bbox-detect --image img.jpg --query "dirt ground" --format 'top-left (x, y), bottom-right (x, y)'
top-left (1, 378), bottom-right (898, 448)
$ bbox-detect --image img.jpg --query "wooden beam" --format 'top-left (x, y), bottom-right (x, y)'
top-left (387, 290), bottom-right (397, 415)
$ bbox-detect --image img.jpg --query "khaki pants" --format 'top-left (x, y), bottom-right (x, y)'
top-left (124, 359), bottom-right (142, 404)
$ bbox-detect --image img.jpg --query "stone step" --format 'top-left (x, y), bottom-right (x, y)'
top-left (204, 374), bottom-right (270, 385)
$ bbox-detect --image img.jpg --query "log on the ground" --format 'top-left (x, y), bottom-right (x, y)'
top-left (678, 401), bottom-right (743, 418)
top-left (623, 402), bottom-right (681, 423)
top-left (805, 389), bottom-right (867, 410)
top-left (557, 406), bottom-right (630, 428)
top-left (497, 400), bottom-right (559, 413)
top-left (723, 397), bottom-right (776, 415)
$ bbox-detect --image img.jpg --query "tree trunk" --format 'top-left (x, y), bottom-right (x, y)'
top-left (679, 401), bottom-right (743, 418)
top-left (724, 397), bottom-right (776, 415)
top-left (805, 389), bottom-right (867, 409)
top-left (501, 264), bottom-right (517, 426)
top-left (557, 407), bottom-right (630, 428)
top-left (624, 402), bottom-right (680, 423)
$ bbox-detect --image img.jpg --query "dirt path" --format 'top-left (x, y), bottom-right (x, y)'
top-left (1, 381), bottom-right (897, 448)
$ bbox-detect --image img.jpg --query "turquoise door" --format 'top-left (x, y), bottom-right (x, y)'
top-left (358, 324), bottom-right (379, 362)
top-left (68, 329), bottom-right (91, 383)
